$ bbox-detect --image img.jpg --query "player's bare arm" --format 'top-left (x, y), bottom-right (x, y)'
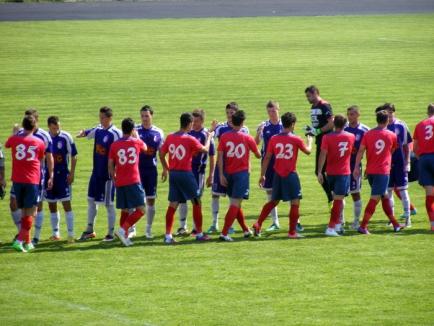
top-left (108, 158), bottom-right (115, 180)
top-left (317, 149), bottom-right (327, 184)
top-left (353, 145), bottom-right (366, 179)
top-left (67, 154), bottom-right (78, 185)
top-left (206, 153), bottom-right (215, 187)
top-left (158, 150), bottom-right (169, 182)
top-left (217, 150), bottom-right (227, 187)
top-left (259, 152), bottom-right (272, 187)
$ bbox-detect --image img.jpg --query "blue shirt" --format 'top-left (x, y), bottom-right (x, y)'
top-left (18, 127), bottom-right (53, 153)
top-left (189, 128), bottom-right (215, 174)
top-left (215, 122), bottom-right (249, 140)
top-left (387, 118), bottom-right (412, 168)
top-left (344, 122), bottom-right (370, 166)
top-left (85, 124), bottom-right (122, 178)
top-left (49, 131), bottom-right (78, 173)
top-left (259, 120), bottom-right (283, 157)
top-left (136, 125), bottom-right (164, 170)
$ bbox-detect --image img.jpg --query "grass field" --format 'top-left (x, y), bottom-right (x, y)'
top-left (0, 14), bottom-right (433, 325)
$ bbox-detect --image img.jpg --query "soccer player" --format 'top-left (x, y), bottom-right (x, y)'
top-left (10, 109), bottom-right (54, 245)
top-left (253, 112), bottom-right (312, 238)
top-left (304, 85), bottom-right (334, 205)
top-left (77, 107), bottom-right (122, 242)
top-left (344, 106), bottom-right (369, 229)
top-left (0, 143), bottom-right (5, 200)
top-left (176, 108), bottom-right (215, 236)
top-left (317, 115), bottom-right (355, 236)
top-left (353, 110), bottom-right (404, 234)
top-left (135, 105), bottom-right (164, 239)
top-left (109, 118), bottom-right (147, 247)
top-left (254, 100), bottom-right (283, 232)
top-left (159, 112), bottom-right (213, 244)
top-left (44, 116), bottom-right (78, 243)
top-left (413, 103), bottom-right (434, 231)
top-left (381, 103), bottom-right (415, 226)
top-left (218, 110), bottom-right (261, 242)
top-left (6, 115), bottom-right (48, 252)
top-left (209, 102), bottom-right (249, 233)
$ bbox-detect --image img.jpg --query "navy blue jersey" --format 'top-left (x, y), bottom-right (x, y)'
top-left (136, 125), bottom-right (164, 170)
top-left (189, 128), bottom-right (215, 174)
top-left (85, 124), bottom-right (122, 179)
top-left (49, 131), bottom-right (78, 173)
top-left (387, 118), bottom-right (412, 169)
top-left (344, 122), bottom-right (370, 167)
top-left (18, 127), bottom-right (53, 153)
top-left (215, 122), bottom-right (249, 140)
top-left (310, 100), bottom-right (333, 144)
top-left (258, 120), bottom-right (283, 157)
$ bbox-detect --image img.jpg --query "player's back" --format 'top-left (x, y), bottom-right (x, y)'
top-left (109, 137), bottom-right (143, 187)
top-left (219, 130), bottom-right (257, 174)
top-left (162, 132), bottom-right (203, 171)
top-left (322, 131), bottom-right (354, 175)
top-left (363, 128), bottom-right (397, 174)
top-left (90, 125), bottom-right (122, 177)
top-left (268, 132), bottom-right (305, 176)
top-left (414, 116), bottom-right (434, 156)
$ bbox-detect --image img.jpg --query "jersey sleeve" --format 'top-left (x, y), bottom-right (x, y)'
top-left (137, 138), bottom-right (147, 153)
top-left (85, 126), bottom-right (98, 139)
top-left (266, 137), bottom-right (275, 154)
top-left (191, 137), bottom-right (204, 153)
top-left (160, 135), bottom-right (169, 154)
top-left (108, 145), bottom-right (116, 161)
top-left (298, 137), bottom-right (308, 152)
top-left (360, 133), bottom-right (367, 148)
top-left (322, 103), bottom-right (333, 119)
top-left (38, 142), bottom-right (45, 159)
top-left (412, 124), bottom-right (420, 141)
top-left (248, 135), bottom-right (259, 154)
top-left (217, 136), bottom-right (225, 151)
top-left (4, 137), bottom-right (12, 149)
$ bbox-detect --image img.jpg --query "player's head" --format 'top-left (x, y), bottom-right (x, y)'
top-left (281, 112), bottom-right (297, 130)
top-left (192, 108), bottom-right (205, 130)
top-left (121, 118), bottom-right (135, 135)
top-left (180, 112), bottom-right (193, 131)
top-left (427, 103), bottom-right (434, 116)
top-left (333, 114), bottom-right (347, 130)
top-left (382, 103), bottom-right (395, 123)
top-left (22, 114), bottom-right (37, 132)
top-left (99, 106), bottom-right (113, 127)
top-left (47, 116), bottom-right (60, 135)
top-left (346, 105), bottom-right (360, 124)
top-left (376, 110), bottom-right (389, 126)
top-left (231, 110), bottom-right (246, 127)
top-left (305, 85), bottom-right (320, 104)
top-left (266, 100), bottom-right (280, 121)
top-left (24, 108), bottom-right (39, 122)
top-left (140, 105), bottom-right (154, 126)
top-left (225, 102), bottom-right (239, 121)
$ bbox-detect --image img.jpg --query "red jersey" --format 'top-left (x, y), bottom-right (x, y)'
top-left (218, 130), bottom-right (259, 174)
top-left (321, 131), bottom-right (355, 175)
top-left (5, 134), bottom-right (45, 184)
top-left (413, 116), bottom-right (434, 156)
top-left (361, 128), bottom-right (397, 175)
top-left (160, 132), bottom-right (204, 171)
top-left (109, 137), bottom-right (147, 187)
top-left (266, 132), bottom-right (308, 177)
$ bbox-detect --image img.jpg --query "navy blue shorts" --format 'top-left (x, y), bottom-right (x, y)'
top-left (212, 167), bottom-right (227, 196)
top-left (262, 165), bottom-right (275, 191)
top-left (13, 183), bottom-right (40, 209)
top-left (367, 174), bottom-right (390, 196)
top-left (44, 170), bottom-right (71, 202)
top-left (10, 174), bottom-right (44, 203)
top-left (178, 170), bottom-right (205, 204)
top-left (350, 164), bottom-right (362, 194)
top-left (271, 172), bottom-right (302, 202)
top-left (116, 183), bottom-right (145, 209)
top-left (418, 153), bottom-right (434, 187)
top-left (388, 165), bottom-right (408, 189)
top-left (88, 173), bottom-right (115, 205)
top-left (140, 167), bottom-right (158, 199)
top-left (226, 171), bottom-right (250, 199)
top-left (168, 171), bottom-right (200, 203)
top-left (327, 175), bottom-right (350, 196)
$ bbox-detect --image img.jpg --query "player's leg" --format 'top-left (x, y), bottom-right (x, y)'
top-left (32, 183), bottom-right (45, 245)
top-left (103, 179), bottom-right (116, 242)
top-left (220, 197), bottom-right (242, 241)
top-left (164, 171), bottom-right (183, 244)
top-left (394, 188), bottom-right (417, 216)
top-left (315, 145), bottom-right (333, 204)
top-left (324, 176), bottom-right (347, 236)
top-left (286, 172), bottom-right (303, 238)
top-left (209, 168), bottom-right (225, 233)
top-left (48, 201), bottom-right (61, 240)
top-left (230, 172), bottom-right (252, 237)
top-left (177, 199), bottom-right (189, 235)
top-left (350, 192), bottom-right (362, 229)
top-left (9, 190), bottom-right (22, 234)
top-left (419, 154), bottom-right (434, 230)
top-left (288, 199), bottom-right (302, 238)
top-left (61, 200), bottom-right (75, 243)
top-left (425, 186), bottom-right (434, 231)
top-left (79, 175), bottom-right (99, 240)
top-left (263, 166), bottom-right (279, 231)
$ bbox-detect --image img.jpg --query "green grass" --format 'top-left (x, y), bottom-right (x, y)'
top-left (0, 14), bottom-right (434, 325)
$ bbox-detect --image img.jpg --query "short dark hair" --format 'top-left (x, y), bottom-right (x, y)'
top-left (225, 102), bottom-right (239, 111)
top-left (121, 118), bottom-right (135, 134)
top-left (140, 105), bottom-right (154, 115)
top-left (100, 106), bottom-right (113, 118)
top-left (47, 116), bottom-right (59, 125)
top-left (428, 103), bottom-right (434, 115)
top-left (22, 115), bottom-right (37, 131)
top-left (266, 100), bottom-right (279, 110)
top-left (347, 105), bottom-right (360, 113)
top-left (305, 85), bottom-right (319, 94)
top-left (382, 103), bottom-right (396, 112)
top-left (192, 108), bottom-right (205, 121)
top-left (334, 115), bottom-right (347, 129)
top-left (24, 108), bottom-right (39, 121)
top-left (180, 112), bottom-right (193, 129)
top-left (281, 112), bottom-right (296, 128)
top-left (232, 110), bottom-right (245, 127)
top-left (376, 110), bottom-right (389, 124)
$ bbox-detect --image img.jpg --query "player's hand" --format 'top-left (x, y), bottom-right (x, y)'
top-left (47, 178), bottom-right (53, 191)
top-left (258, 175), bottom-right (265, 188)
top-left (317, 173), bottom-right (324, 184)
top-left (67, 174), bottom-right (74, 185)
top-left (12, 123), bottom-right (20, 135)
top-left (131, 129), bottom-right (139, 139)
top-left (76, 130), bottom-right (86, 138)
top-left (406, 162), bottom-right (411, 172)
top-left (161, 169), bottom-right (168, 182)
top-left (353, 168), bottom-right (360, 179)
top-left (206, 175), bottom-right (213, 187)
top-left (256, 122), bottom-right (265, 135)
top-left (220, 175), bottom-right (228, 187)
top-left (303, 125), bottom-right (321, 137)
top-left (210, 120), bottom-right (218, 132)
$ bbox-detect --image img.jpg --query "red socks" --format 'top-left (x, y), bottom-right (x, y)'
top-left (192, 203), bottom-right (203, 233)
top-left (18, 216), bottom-right (33, 243)
top-left (426, 195), bottom-right (434, 222)
top-left (236, 208), bottom-right (249, 232)
top-left (289, 205), bottom-right (299, 235)
top-left (361, 198), bottom-right (378, 229)
top-left (222, 205), bottom-right (239, 236)
top-left (257, 201), bottom-right (277, 227)
top-left (381, 197), bottom-right (399, 227)
top-left (328, 199), bottom-right (343, 228)
top-left (122, 210), bottom-right (144, 233)
top-left (165, 206), bottom-right (177, 235)
top-left (120, 211), bottom-right (129, 227)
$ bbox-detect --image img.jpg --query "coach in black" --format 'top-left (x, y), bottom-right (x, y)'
top-left (304, 85), bottom-right (334, 203)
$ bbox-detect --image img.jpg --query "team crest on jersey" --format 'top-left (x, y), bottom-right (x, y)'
top-left (154, 135), bottom-right (158, 142)
top-left (356, 134), bottom-right (361, 141)
top-left (395, 127), bottom-right (400, 135)
top-left (57, 141), bottom-right (63, 149)
top-left (103, 135), bottom-right (109, 143)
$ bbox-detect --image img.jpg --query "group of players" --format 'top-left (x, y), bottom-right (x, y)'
top-left (1, 85), bottom-right (433, 251)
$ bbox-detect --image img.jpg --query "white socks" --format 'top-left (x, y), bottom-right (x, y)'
top-left (65, 211), bottom-right (74, 237)
top-left (50, 212), bottom-right (60, 237)
top-left (146, 205), bottom-right (156, 234)
top-left (211, 197), bottom-right (219, 228)
top-left (399, 189), bottom-right (410, 218)
top-left (106, 204), bottom-right (116, 236)
top-left (353, 199), bottom-right (362, 223)
top-left (11, 209), bottom-right (22, 232)
top-left (33, 211), bottom-right (44, 240)
top-left (178, 203), bottom-right (188, 229)
top-left (87, 198), bottom-right (98, 232)
top-left (267, 193), bottom-right (279, 226)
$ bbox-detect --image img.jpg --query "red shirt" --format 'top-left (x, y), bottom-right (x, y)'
top-left (109, 137), bottom-right (147, 187)
top-left (321, 131), bottom-right (355, 175)
top-left (266, 132), bottom-right (307, 177)
top-left (361, 128), bottom-right (397, 175)
top-left (5, 134), bottom-right (45, 184)
top-left (218, 130), bottom-right (259, 174)
top-left (413, 116), bottom-right (434, 156)
top-left (160, 132), bottom-right (204, 171)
